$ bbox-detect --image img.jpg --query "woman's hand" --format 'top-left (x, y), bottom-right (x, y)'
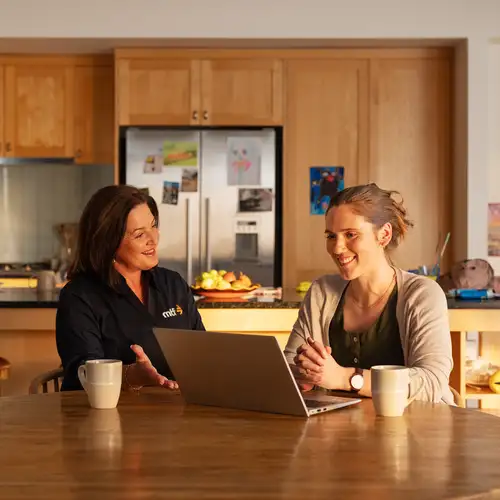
top-left (127, 344), bottom-right (178, 390)
top-left (293, 337), bottom-right (350, 391)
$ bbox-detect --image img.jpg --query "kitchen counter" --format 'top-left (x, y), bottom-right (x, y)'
top-left (0, 287), bottom-right (306, 309)
top-left (2, 287), bottom-right (500, 405)
top-left (0, 289), bottom-right (60, 308)
top-left (3, 285), bottom-right (500, 310)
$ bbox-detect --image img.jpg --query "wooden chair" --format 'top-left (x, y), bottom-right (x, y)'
top-left (450, 386), bottom-right (465, 408)
top-left (0, 357), bottom-right (11, 396)
top-left (29, 368), bottom-right (64, 395)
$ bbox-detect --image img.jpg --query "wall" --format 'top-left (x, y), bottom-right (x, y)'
top-left (488, 42), bottom-right (500, 274)
top-left (0, 0), bottom-right (498, 39)
top-left (0, 163), bottom-right (113, 263)
top-left (0, 0), bottom-right (498, 263)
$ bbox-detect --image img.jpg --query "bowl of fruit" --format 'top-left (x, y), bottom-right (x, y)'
top-left (191, 270), bottom-right (260, 298)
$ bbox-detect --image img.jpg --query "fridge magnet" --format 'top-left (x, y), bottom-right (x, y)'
top-left (143, 155), bottom-right (163, 174)
top-left (310, 166), bottom-right (345, 215)
top-left (163, 141), bottom-right (198, 167)
top-left (180, 168), bottom-right (198, 193)
top-left (238, 188), bottom-right (273, 213)
top-left (488, 203), bottom-right (500, 256)
top-left (162, 181), bottom-right (179, 205)
top-left (227, 137), bottom-right (261, 186)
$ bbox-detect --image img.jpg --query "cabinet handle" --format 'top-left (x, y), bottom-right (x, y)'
top-left (5, 142), bottom-right (11, 153)
top-left (192, 111), bottom-right (198, 120)
top-left (203, 111), bottom-right (208, 121)
top-left (75, 149), bottom-right (82, 158)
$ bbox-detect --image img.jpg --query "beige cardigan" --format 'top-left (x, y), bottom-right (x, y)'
top-left (284, 268), bottom-right (455, 404)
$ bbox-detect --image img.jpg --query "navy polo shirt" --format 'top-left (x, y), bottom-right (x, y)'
top-left (55, 266), bottom-right (205, 391)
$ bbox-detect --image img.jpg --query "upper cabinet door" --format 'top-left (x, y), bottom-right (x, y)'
top-left (74, 65), bottom-right (114, 165)
top-left (200, 59), bottom-right (283, 125)
top-left (4, 64), bottom-right (74, 157)
top-left (116, 58), bottom-right (201, 126)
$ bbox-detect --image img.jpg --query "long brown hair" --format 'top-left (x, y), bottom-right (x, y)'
top-left (68, 185), bottom-right (159, 288)
top-left (327, 183), bottom-right (413, 250)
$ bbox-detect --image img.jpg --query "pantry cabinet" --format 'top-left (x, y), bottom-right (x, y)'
top-left (367, 55), bottom-right (452, 275)
top-left (115, 51), bottom-right (283, 126)
top-left (283, 49), bottom-right (452, 288)
top-left (284, 58), bottom-right (369, 287)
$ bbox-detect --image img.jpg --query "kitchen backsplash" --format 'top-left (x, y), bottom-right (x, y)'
top-left (0, 163), bottom-right (114, 263)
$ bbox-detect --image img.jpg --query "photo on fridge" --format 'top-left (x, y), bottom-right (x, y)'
top-left (238, 188), bottom-right (273, 212)
top-left (181, 168), bottom-right (198, 192)
top-left (162, 181), bottom-right (179, 205)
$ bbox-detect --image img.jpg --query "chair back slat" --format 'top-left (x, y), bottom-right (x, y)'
top-left (29, 368), bottom-right (64, 395)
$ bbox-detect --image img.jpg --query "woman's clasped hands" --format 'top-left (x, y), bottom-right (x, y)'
top-left (293, 337), bottom-right (349, 391)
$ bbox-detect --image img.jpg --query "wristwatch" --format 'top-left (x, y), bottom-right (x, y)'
top-left (349, 368), bottom-right (364, 392)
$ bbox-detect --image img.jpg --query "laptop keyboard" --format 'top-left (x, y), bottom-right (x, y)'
top-left (304, 398), bottom-right (345, 408)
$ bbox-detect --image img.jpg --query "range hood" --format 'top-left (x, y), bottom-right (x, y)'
top-left (0, 156), bottom-right (76, 165)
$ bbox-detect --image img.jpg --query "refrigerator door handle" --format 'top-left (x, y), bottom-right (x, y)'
top-left (205, 197), bottom-right (212, 271)
top-left (186, 198), bottom-right (193, 285)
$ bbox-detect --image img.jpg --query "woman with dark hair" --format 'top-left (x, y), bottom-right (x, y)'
top-left (56, 185), bottom-right (205, 392)
top-left (285, 183), bottom-right (454, 404)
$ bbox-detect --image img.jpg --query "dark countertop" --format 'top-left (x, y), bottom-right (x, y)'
top-left (193, 288), bottom-right (305, 308)
top-left (2, 286), bottom-right (500, 310)
top-left (0, 289), bottom-right (60, 308)
top-left (0, 287), bottom-right (306, 309)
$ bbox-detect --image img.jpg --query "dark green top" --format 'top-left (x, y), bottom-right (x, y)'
top-left (328, 285), bottom-right (404, 370)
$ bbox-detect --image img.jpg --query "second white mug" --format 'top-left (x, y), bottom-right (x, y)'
top-left (78, 359), bottom-right (123, 410)
top-left (371, 365), bottom-right (424, 417)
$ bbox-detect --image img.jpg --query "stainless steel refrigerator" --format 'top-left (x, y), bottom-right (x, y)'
top-left (119, 127), bottom-right (282, 287)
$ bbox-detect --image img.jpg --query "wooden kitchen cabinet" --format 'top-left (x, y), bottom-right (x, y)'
top-left (116, 58), bottom-right (200, 126)
top-left (368, 56), bottom-right (452, 274)
top-left (282, 49), bottom-right (452, 289)
top-left (283, 58), bottom-right (369, 288)
top-left (200, 59), bottom-right (282, 125)
top-left (4, 62), bottom-right (75, 157)
top-left (74, 64), bottom-right (114, 164)
top-left (115, 51), bottom-right (283, 126)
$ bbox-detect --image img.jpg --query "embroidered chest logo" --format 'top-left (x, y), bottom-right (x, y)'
top-left (163, 305), bottom-right (183, 318)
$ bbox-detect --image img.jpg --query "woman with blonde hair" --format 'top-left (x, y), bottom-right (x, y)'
top-left (285, 183), bottom-right (454, 404)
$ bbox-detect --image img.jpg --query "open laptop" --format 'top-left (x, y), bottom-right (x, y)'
top-left (153, 328), bottom-right (361, 417)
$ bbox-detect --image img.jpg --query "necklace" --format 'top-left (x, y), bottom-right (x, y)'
top-left (349, 273), bottom-right (396, 310)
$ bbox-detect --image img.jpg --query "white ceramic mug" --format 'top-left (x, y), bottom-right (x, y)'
top-left (78, 359), bottom-right (123, 409)
top-left (371, 365), bottom-right (424, 417)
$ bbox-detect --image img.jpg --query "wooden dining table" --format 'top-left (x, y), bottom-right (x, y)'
top-left (1, 389), bottom-right (500, 500)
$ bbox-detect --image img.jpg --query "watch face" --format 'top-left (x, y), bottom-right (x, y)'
top-left (351, 373), bottom-right (364, 390)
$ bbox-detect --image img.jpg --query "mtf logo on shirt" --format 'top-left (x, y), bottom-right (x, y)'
top-left (163, 305), bottom-right (183, 318)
